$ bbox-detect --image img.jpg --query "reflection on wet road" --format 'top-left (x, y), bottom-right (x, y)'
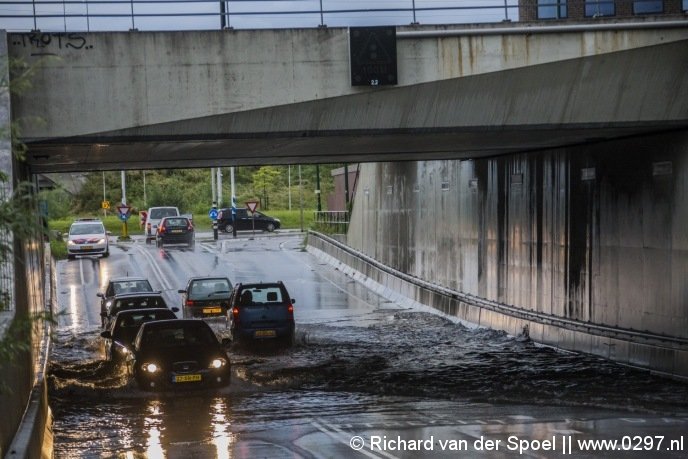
top-left (49, 233), bottom-right (688, 458)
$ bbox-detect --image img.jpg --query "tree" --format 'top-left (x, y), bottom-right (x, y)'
top-left (252, 166), bottom-right (282, 210)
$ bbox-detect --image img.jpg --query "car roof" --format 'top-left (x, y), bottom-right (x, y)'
top-left (188, 276), bottom-right (231, 282)
top-left (108, 277), bottom-right (150, 283)
top-left (112, 292), bottom-right (163, 299)
top-left (236, 282), bottom-right (285, 289)
top-left (140, 318), bottom-right (213, 331)
top-left (113, 307), bottom-right (173, 318)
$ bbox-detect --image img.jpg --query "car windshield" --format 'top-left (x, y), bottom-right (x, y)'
top-left (112, 296), bottom-right (166, 314)
top-left (112, 280), bottom-right (153, 295)
top-left (70, 224), bottom-right (104, 235)
top-left (150, 208), bottom-right (178, 219)
top-left (141, 325), bottom-right (216, 348)
top-left (164, 218), bottom-right (188, 227)
top-left (188, 279), bottom-right (232, 299)
top-left (115, 311), bottom-right (175, 331)
top-left (240, 286), bottom-right (283, 305)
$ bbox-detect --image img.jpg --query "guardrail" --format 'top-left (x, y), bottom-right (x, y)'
top-left (0, 0), bottom-right (519, 32)
top-left (313, 210), bottom-right (348, 233)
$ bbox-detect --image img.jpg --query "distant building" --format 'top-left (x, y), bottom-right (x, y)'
top-left (519, 0), bottom-right (687, 21)
top-left (327, 165), bottom-right (359, 212)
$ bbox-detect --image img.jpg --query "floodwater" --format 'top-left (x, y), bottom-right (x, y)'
top-left (48, 235), bottom-right (688, 457)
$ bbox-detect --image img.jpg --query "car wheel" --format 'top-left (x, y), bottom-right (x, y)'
top-left (223, 224), bottom-right (234, 234)
top-left (67, 254), bottom-right (75, 260)
top-left (102, 249), bottom-right (109, 258)
top-left (156, 239), bottom-right (162, 248)
top-left (189, 240), bottom-right (195, 250)
top-left (145, 237), bottom-right (151, 245)
top-left (266, 223), bottom-right (275, 232)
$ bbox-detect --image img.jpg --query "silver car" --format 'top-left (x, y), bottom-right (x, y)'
top-left (67, 219), bottom-right (109, 260)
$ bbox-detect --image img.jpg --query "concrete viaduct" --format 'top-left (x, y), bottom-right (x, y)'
top-left (2, 18), bottom-right (688, 455)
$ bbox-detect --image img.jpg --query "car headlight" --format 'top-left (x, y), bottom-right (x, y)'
top-left (67, 240), bottom-right (76, 245)
top-left (106, 301), bottom-right (112, 307)
top-left (97, 238), bottom-right (106, 244)
top-left (209, 358), bottom-right (226, 369)
top-left (142, 363), bottom-right (159, 373)
top-left (274, 218), bottom-right (281, 222)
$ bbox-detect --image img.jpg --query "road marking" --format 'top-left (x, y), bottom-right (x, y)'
top-left (133, 244), bottom-right (173, 292)
top-left (311, 418), bottom-right (399, 459)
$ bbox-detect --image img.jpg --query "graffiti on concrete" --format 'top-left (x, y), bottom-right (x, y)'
top-left (9, 33), bottom-right (93, 52)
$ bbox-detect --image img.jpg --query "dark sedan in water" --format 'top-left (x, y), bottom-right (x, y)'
top-left (178, 276), bottom-right (233, 318)
top-left (127, 319), bottom-right (231, 390)
top-left (100, 308), bottom-right (177, 363)
top-left (156, 216), bottom-right (195, 249)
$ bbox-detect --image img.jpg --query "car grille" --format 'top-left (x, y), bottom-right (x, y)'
top-left (172, 361), bottom-right (199, 373)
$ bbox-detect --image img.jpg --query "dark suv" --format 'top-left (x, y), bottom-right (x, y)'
top-left (228, 281), bottom-right (295, 346)
top-left (217, 208), bottom-right (280, 233)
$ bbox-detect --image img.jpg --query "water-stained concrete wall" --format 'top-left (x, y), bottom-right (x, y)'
top-left (346, 129), bottom-right (688, 372)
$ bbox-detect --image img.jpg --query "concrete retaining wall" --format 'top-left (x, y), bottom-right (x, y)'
top-left (332, 129), bottom-right (688, 378)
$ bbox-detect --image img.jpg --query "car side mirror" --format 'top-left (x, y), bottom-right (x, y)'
top-left (291, 299), bottom-right (296, 304)
top-left (177, 290), bottom-right (186, 294)
top-left (97, 293), bottom-right (104, 298)
top-left (106, 231), bottom-right (112, 236)
top-left (171, 307), bottom-right (180, 313)
top-left (100, 331), bottom-right (111, 339)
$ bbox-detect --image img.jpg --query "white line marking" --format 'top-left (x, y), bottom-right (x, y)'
top-left (311, 418), bottom-right (399, 459)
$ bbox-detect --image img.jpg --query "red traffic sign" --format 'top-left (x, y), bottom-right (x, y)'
top-left (246, 201), bottom-right (259, 213)
top-left (116, 203), bottom-right (131, 216)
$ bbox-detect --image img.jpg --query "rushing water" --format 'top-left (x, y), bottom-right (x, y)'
top-left (49, 306), bottom-right (688, 456)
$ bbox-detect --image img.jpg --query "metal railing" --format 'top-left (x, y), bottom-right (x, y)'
top-left (0, 0), bottom-right (520, 32)
top-left (313, 210), bottom-right (349, 233)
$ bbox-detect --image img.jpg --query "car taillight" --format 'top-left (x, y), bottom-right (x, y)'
top-left (186, 300), bottom-right (194, 306)
top-left (187, 223), bottom-right (194, 231)
top-left (232, 307), bottom-right (239, 317)
top-left (159, 225), bottom-right (165, 234)
top-left (287, 304), bottom-right (294, 314)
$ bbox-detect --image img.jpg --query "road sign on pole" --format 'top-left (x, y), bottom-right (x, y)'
top-left (246, 201), bottom-right (259, 213)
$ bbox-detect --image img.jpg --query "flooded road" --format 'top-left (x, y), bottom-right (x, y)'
top-left (49, 233), bottom-right (688, 458)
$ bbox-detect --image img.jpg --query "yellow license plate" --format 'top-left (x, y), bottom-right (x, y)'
top-left (171, 229), bottom-right (183, 233)
top-left (255, 330), bottom-right (277, 338)
top-left (174, 374), bottom-right (201, 383)
top-left (203, 307), bottom-right (222, 314)
top-left (82, 245), bottom-right (93, 250)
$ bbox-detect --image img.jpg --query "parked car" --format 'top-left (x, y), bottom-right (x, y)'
top-left (228, 281), bottom-right (295, 346)
top-left (217, 208), bottom-right (281, 233)
top-left (97, 277), bottom-right (154, 327)
top-left (127, 319), bottom-right (231, 390)
top-left (145, 206), bottom-right (180, 243)
top-left (178, 277), bottom-right (233, 318)
top-left (100, 308), bottom-right (177, 363)
top-left (156, 216), bottom-right (195, 249)
top-left (100, 292), bottom-right (176, 330)
top-left (67, 218), bottom-right (110, 259)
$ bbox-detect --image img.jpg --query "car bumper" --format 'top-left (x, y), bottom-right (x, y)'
top-left (67, 244), bottom-right (108, 255)
top-left (135, 367), bottom-right (230, 390)
top-left (233, 324), bottom-right (294, 341)
top-left (185, 305), bottom-right (227, 318)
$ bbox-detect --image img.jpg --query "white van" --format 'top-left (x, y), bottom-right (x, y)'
top-left (145, 206), bottom-right (179, 243)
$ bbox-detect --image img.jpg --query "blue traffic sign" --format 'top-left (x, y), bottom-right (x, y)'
top-left (209, 208), bottom-right (218, 220)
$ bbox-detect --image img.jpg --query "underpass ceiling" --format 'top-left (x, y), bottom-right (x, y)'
top-left (22, 39), bottom-right (688, 173)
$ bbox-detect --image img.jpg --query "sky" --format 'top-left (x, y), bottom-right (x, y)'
top-left (0, 0), bottom-right (519, 32)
